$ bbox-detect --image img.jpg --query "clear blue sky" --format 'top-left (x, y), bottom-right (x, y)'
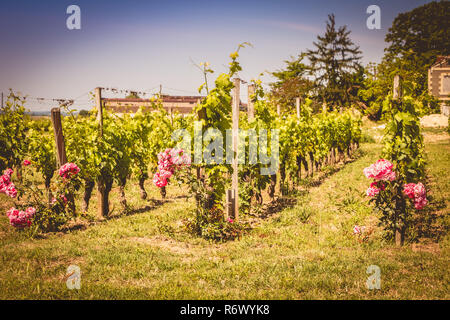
top-left (0, 0), bottom-right (432, 111)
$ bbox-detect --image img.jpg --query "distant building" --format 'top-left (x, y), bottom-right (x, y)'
top-left (428, 56), bottom-right (450, 116)
top-left (103, 95), bottom-right (203, 115)
top-left (103, 94), bottom-right (248, 115)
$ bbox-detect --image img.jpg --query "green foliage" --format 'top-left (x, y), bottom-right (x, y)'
top-left (275, 106), bottom-right (361, 195)
top-left (0, 91), bottom-right (28, 171)
top-left (63, 113), bottom-right (99, 182)
top-left (358, 1), bottom-right (447, 120)
top-left (368, 94), bottom-right (427, 242)
top-left (184, 206), bottom-right (250, 242)
top-left (358, 55), bottom-right (440, 120)
top-left (27, 121), bottom-right (55, 186)
top-left (78, 110), bottom-right (90, 117)
top-left (382, 95), bottom-right (425, 181)
top-left (12, 164), bottom-right (82, 233)
top-left (384, 1), bottom-right (450, 60)
top-left (63, 102), bottom-right (176, 211)
top-left (307, 14), bottom-right (362, 109)
top-left (270, 53), bottom-right (314, 111)
top-left (190, 43), bottom-right (251, 211)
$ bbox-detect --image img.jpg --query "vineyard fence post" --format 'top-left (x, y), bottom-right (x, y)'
top-left (95, 87), bottom-right (103, 136)
top-left (393, 74), bottom-right (403, 246)
top-left (51, 107), bottom-right (76, 211)
top-left (95, 87), bottom-right (108, 218)
top-left (247, 84), bottom-right (255, 121)
top-left (51, 108), bottom-right (67, 167)
top-left (227, 77), bottom-right (240, 220)
top-left (393, 75), bottom-right (403, 100)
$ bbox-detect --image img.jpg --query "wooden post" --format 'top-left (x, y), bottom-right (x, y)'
top-left (277, 104), bottom-right (281, 116)
top-left (247, 84), bottom-right (255, 121)
top-left (393, 74), bottom-right (403, 246)
top-left (296, 97), bottom-right (300, 118)
top-left (226, 189), bottom-right (234, 219)
top-left (168, 106), bottom-right (173, 125)
top-left (51, 107), bottom-right (76, 212)
top-left (51, 108), bottom-right (67, 167)
top-left (393, 75), bottom-right (403, 100)
top-left (227, 77), bottom-right (240, 220)
top-left (95, 87), bottom-right (103, 136)
top-left (95, 87), bottom-right (107, 219)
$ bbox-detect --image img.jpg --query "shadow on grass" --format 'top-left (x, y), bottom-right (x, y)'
top-left (412, 196), bottom-right (447, 242)
top-left (49, 198), bottom-right (170, 237)
top-left (306, 153), bottom-right (361, 189)
top-left (249, 149), bottom-right (365, 222)
top-left (108, 198), bottom-right (169, 220)
top-left (259, 197), bottom-right (298, 219)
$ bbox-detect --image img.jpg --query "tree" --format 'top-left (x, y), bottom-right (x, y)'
top-left (125, 91), bottom-right (141, 99)
top-left (358, 1), bottom-right (447, 120)
top-left (78, 109), bottom-right (90, 117)
top-left (384, 1), bottom-right (450, 62)
top-left (270, 53), bottom-right (314, 112)
top-left (307, 14), bottom-right (362, 110)
top-left (383, 1), bottom-right (449, 107)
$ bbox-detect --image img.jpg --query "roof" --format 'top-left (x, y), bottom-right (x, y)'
top-left (102, 95), bottom-right (204, 104)
top-left (431, 55), bottom-right (450, 69)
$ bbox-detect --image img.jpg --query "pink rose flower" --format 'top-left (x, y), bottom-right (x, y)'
top-left (366, 182), bottom-right (380, 197)
top-left (414, 197), bottom-right (428, 210)
top-left (403, 182), bottom-right (428, 210)
top-left (353, 225), bottom-right (366, 235)
top-left (23, 159), bottom-right (31, 166)
top-left (403, 183), bottom-right (415, 199)
top-left (0, 169), bottom-right (17, 198)
top-left (26, 207), bottom-right (36, 216)
top-left (159, 169), bottom-right (173, 180)
top-left (363, 159), bottom-right (396, 181)
top-left (59, 163), bottom-right (80, 179)
top-left (6, 207), bottom-right (34, 228)
top-left (6, 184), bottom-right (17, 198)
top-left (153, 148), bottom-right (190, 188)
top-left (152, 172), bottom-right (168, 188)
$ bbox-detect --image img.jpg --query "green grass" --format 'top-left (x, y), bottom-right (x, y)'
top-left (0, 131), bottom-right (449, 299)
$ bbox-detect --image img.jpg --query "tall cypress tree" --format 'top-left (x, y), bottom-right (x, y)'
top-left (307, 14), bottom-right (362, 110)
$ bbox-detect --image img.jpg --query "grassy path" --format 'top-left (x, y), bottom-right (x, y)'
top-left (0, 137), bottom-right (448, 299)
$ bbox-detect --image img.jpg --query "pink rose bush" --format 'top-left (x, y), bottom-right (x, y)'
top-left (364, 158), bottom-right (429, 242)
top-left (0, 169), bottom-right (17, 198)
top-left (364, 159), bottom-right (427, 209)
top-left (3, 162), bottom-right (81, 232)
top-left (403, 182), bottom-right (428, 210)
top-left (6, 207), bottom-right (35, 228)
top-left (59, 162), bottom-right (80, 179)
top-left (153, 148), bottom-right (191, 188)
